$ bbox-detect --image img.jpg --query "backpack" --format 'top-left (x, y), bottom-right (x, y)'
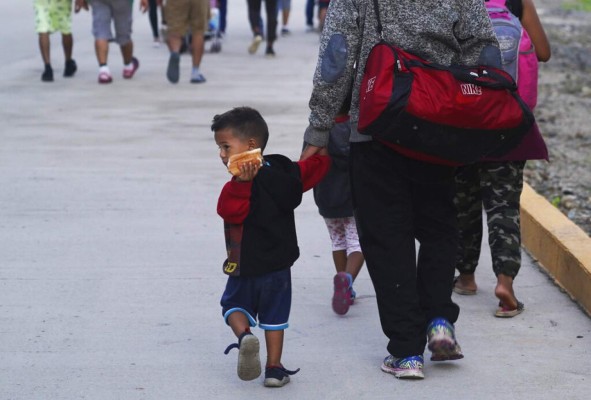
top-left (486, 0), bottom-right (539, 110)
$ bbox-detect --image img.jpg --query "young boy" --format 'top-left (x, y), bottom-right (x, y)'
top-left (213, 107), bottom-right (330, 387)
top-left (34, 0), bottom-right (78, 82)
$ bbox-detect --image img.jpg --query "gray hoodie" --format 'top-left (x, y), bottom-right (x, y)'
top-left (305, 0), bottom-right (499, 147)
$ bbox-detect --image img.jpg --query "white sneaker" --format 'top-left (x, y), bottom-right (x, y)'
top-left (248, 35), bottom-right (263, 54)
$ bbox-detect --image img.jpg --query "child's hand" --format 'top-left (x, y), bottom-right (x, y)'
top-left (235, 161), bottom-right (261, 182)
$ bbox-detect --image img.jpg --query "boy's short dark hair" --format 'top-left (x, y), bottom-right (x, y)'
top-left (211, 107), bottom-right (269, 150)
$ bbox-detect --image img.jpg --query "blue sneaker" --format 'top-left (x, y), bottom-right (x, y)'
top-left (190, 70), bottom-right (206, 84)
top-left (381, 355), bottom-right (424, 379)
top-left (427, 318), bottom-right (464, 361)
top-left (224, 331), bottom-right (261, 381)
top-left (263, 365), bottom-right (300, 387)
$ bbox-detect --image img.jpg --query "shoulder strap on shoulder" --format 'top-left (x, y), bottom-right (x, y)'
top-left (505, 0), bottom-right (524, 19)
top-left (486, 0), bottom-right (524, 20)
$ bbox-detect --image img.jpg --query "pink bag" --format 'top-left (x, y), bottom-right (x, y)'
top-left (485, 0), bottom-right (547, 161)
top-left (486, 0), bottom-right (538, 110)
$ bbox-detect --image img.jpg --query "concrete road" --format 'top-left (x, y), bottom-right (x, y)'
top-left (1, 1), bottom-right (590, 399)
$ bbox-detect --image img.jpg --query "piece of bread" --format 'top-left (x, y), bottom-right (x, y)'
top-left (227, 148), bottom-right (263, 176)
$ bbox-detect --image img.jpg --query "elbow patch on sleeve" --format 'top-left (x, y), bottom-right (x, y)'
top-left (321, 34), bottom-right (348, 83)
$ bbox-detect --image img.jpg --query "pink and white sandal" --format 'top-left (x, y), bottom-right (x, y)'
top-left (98, 71), bottom-right (112, 84)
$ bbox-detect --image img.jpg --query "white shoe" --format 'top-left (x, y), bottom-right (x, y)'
top-left (248, 35), bottom-right (263, 54)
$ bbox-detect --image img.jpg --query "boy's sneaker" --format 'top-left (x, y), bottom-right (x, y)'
top-left (332, 272), bottom-right (352, 315)
top-left (64, 59), bottom-right (77, 77)
top-left (41, 65), bottom-right (53, 82)
top-left (381, 355), bottom-right (424, 379)
top-left (166, 53), bottom-right (180, 83)
top-left (248, 35), bottom-right (263, 54)
top-left (427, 317), bottom-right (464, 361)
top-left (281, 27), bottom-right (290, 36)
top-left (223, 332), bottom-right (261, 381)
top-left (123, 57), bottom-right (139, 79)
top-left (264, 365), bottom-right (300, 388)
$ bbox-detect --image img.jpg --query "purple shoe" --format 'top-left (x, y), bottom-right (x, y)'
top-left (123, 57), bottom-right (139, 79)
top-left (332, 272), bottom-right (352, 315)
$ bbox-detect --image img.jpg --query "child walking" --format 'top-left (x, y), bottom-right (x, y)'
top-left (34, 0), bottom-right (78, 82)
top-left (313, 99), bottom-right (364, 316)
top-left (213, 107), bottom-right (330, 387)
top-left (453, 0), bottom-right (551, 317)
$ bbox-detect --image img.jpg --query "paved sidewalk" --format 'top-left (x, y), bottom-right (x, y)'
top-left (1, 2), bottom-right (590, 399)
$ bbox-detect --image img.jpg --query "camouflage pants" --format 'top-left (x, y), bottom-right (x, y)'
top-left (454, 161), bottom-right (526, 278)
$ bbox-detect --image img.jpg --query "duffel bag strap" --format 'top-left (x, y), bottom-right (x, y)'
top-left (372, 0), bottom-right (384, 39)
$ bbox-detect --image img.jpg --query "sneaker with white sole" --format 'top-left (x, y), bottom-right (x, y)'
top-left (224, 331), bottom-right (261, 381)
top-left (264, 365), bottom-right (300, 388)
top-left (381, 355), bottom-right (424, 379)
top-left (426, 317), bottom-right (464, 361)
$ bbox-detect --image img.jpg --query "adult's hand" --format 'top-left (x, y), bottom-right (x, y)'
top-left (300, 144), bottom-right (327, 160)
top-left (74, 0), bottom-right (88, 13)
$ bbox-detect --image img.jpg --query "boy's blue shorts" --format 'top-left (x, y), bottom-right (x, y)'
top-left (221, 268), bottom-right (291, 331)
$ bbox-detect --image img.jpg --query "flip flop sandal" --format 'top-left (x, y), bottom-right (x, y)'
top-left (452, 276), bottom-right (477, 295)
top-left (495, 300), bottom-right (525, 318)
top-left (98, 71), bottom-right (112, 84)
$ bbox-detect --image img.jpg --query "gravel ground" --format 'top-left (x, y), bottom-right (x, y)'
top-left (524, 0), bottom-right (591, 235)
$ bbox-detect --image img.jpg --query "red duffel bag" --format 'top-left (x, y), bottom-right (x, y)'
top-left (358, 42), bottom-right (535, 165)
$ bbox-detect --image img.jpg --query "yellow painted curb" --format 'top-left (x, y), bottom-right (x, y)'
top-left (521, 183), bottom-right (591, 316)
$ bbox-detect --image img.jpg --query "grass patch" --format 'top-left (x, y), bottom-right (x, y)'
top-left (563, 0), bottom-right (591, 11)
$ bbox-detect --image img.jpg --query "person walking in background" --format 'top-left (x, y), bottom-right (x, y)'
top-left (453, 0), bottom-right (551, 318)
top-left (218, 0), bottom-right (227, 36)
top-left (213, 107), bottom-right (330, 387)
top-left (34, 0), bottom-right (77, 82)
top-left (277, 0), bottom-right (291, 35)
top-left (147, 0), bottom-right (163, 47)
top-left (246, 0), bottom-right (278, 57)
top-left (75, 0), bottom-right (147, 84)
top-left (313, 95), bottom-right (364, 316)
top-left (301, 0), bottom-right (501, 379)
top-left (317, 0), bottom-right (329, 32)
top-left (164, 0), bottom-right (209, 83)
top-left (304, 0), bottom-right (315, 32)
